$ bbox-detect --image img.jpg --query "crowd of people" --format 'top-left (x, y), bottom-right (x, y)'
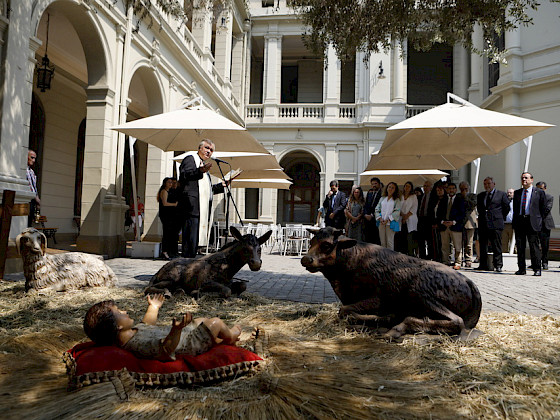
top-left (321, 172), bottom-right (556, 275)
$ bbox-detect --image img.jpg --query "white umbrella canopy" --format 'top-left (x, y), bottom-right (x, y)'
top-left (234, 169), bottom-right (290, 180)
top-left (379, 100), bottom-right (554, 157)
top-left (229, 179), bottom-right (292, 190)
top-left (173, 151), bottom-right (283, 178)
top-left (359, 169), bottom-right (448, 189)
top-left (112, 106), bottom-right (270, 154)
top-left (365, 152), bottom-right (479, 171)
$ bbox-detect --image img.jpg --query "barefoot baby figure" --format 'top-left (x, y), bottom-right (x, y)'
top-left (84, 294), bottom-right (242, 361)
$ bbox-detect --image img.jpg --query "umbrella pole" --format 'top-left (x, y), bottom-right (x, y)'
top-left (214, 161), bottom-right (244, 244)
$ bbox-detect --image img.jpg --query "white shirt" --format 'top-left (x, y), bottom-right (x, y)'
top-left (379, 197), bottom-right (396, 221)
top-left (401, 195), bottom-right (418, 232)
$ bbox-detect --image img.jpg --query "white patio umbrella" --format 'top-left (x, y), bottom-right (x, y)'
top-left (229, 179), bottom-right (292, 190)
top-left (173, 151), bottom-right (283, 178)
top-left (233, 169), bottom-right (290, 180)
top-left (112, 105), bottom-right (270, 154)
top-left (379, 94), bottom-right (554, 157)
top-left (359, 169), bottom-right (448, 188)
top-left (365, 152), bottom-right (479, 171)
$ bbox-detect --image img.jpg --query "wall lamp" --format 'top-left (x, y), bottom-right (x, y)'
top-left (378, 61), bottom-right (386, 79)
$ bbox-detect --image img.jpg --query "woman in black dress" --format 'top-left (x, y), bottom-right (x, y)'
top-left (157, 177), bottom-right (178, 260)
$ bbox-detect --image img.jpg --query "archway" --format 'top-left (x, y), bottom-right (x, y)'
top-left (278, 151), bottom-right (321, 224)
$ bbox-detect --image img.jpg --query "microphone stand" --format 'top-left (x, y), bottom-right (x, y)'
top-left (214, 160), bottom-right (243, 245)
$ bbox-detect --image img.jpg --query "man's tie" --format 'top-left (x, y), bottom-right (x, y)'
top-left (485, 191), bottom-right (493, 208)
top-left (521, 189), bottom-right (527, 215)
top-left (420, 195), bottom-right (427, 217)
top-left (446, 197), bottom-right (452, 219)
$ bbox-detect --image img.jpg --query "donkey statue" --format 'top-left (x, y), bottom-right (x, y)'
top-left (145, 226), bottom-right (272, 298)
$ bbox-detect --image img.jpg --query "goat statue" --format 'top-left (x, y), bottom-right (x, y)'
top-left (16, 228), bottom-right (116, 292)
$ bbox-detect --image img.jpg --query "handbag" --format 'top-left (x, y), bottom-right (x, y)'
top-left (390, 220), bottom-right (401, 232)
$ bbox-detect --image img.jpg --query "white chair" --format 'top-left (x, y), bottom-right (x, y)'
top-left (282, 224), bottom-right (309, 257)
top-left (268, 224), bottom-right (284, 254)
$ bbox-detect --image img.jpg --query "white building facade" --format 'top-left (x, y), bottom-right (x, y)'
top-left (0, 0), bottom-right (558, 271)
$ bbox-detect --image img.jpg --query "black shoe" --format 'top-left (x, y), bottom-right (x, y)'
top-left (534, 270), bottom-right (542, 276)
top-left (161, 252), bottom-right (171, 261)
top-left (495, 267), bottom-right (502, 273)
top-left (542, 264), bottom-right (549, 270)
top-left (515, 270), bottom-right (526, 275)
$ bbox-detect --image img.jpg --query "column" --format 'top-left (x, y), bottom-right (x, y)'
top-left (501, 27), bottom-right (523, 86)
top-left (324, 145), bottom-right (337, 195)
top-left (77, 87), bottom-right (128, 258)
top-left (191, 1), bottom-right (213, 72)
top-left (262, 32), bottom-right (282, 122)
top-left (324, 44), bottom-right (341, 121)
top-left (468, 24), bottom-right (484, 105)
top-left (504, 142), bottom-right (522, 190)
top-left (392, 40), bottom-right (405, 103)
top-left (453, 44), bottom-right (470, 100)
top-left (142, 145), bottom-right (169, 242)
top-left (257, 142), bottom-right (275, 222)
top-left (214, 9), bottom-right (233, 82)
top-left (231, 33), bottom-right (245, 103)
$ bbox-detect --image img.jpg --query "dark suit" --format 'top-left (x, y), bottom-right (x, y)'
top-left (417, 192), bottom-right (433, 259)
top-left (323, 190), bottom-right (347, 230)
top-left (512, 186), bottom-right (546, 273)
top-left (363, 189), bottom-right (382, 244)
top-left (538, 192), bottom-right (555, 268)
top-left (477, 189), bottom-right (510, 270)
top-left (179, 154), bottom-right (224, 257)
top-left (436, 194), bottom-right (466, 264)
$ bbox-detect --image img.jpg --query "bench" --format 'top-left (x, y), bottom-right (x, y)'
top-left (35, 215), bottom-right (58, 245)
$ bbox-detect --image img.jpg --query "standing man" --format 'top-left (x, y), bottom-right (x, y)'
top-left (459, 181), bottom-right (477, 268)
top-left (535, 181), bottom-right (555, 270)
top-left (26, 150), bottom-right (40, 227)
top-left (416, 180), bottom-right (433, 259)
top-left (476, 177), bottom-right (510, 272)
top-left (323, 180), bottom-right (347, 230)
top-left (512, 172), bottom-right (546, 276)
top-left (501, 188), bottom-right (515, 253)
top-left (363, 177), bottom-right (382, 244)
top-left (178, 139), bottom-right (226, 258)
top-left (437, 183), bottom-right (466, 269)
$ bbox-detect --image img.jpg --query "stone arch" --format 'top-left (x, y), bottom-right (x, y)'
top-left (276, 146), bottom-right (324, 174)
top-left (32, 0), bottom-right (110, 86)
top-left (278, 150), bottom-right (322, 224)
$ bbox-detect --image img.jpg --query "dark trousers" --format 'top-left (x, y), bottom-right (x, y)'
top-left (515, 217), bottom-right (541, 272)
top-left (28, 200), bottom-right (38, 227)
top-left (160, 216), bottom-right (178, 256)
top-left (478, 226), bottom-right (504, 269)
top-left (539, 227), bottom-right (551, 267)
top-left (182, 217), bottom-right (199, 258)
top-left (364, 219), bottom-right (380, 245)
top-left (417, 217), bottom-right (433, 260)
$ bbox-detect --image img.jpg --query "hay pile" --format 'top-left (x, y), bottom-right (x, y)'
top-left (0, 280), bottom-right (559, 419)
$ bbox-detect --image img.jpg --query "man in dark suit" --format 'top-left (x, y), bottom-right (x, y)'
top-left (323, 180), bottom-right (347, 230)
top-left (178, 139), bottom-right (226, 258)
top-left (476, 176), bottom-right (510, 272)
top-left (513, 172), bottom-right (546, 276)
top-left (437, 183), bottom-right (466, 269)
top-left (416, 180), bottom-right (433, 259)
top-left (535, 181), bottom-right (555, 270)
top-left (363, 177), bottom-right (382, 244)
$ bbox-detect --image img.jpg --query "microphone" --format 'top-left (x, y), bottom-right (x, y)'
top-left (212, 157), bottom-right (229, 164)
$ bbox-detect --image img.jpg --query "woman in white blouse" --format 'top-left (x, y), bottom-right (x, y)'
top-left (399, 181), bottom-right (419, 256)
top-left (374, 182), bottom-right (401, 250)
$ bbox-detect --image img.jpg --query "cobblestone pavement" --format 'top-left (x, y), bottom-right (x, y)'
top-left (5, 252), bottom-right (559, 315)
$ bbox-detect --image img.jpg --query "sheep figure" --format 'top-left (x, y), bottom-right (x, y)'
top-left (16, 228), bottom-right (117, 292)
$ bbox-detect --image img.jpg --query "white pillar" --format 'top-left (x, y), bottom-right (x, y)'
top-left (324, 44), bottom-right (341, 121)
top-left (142, 145), bottom-right (168, 242)
top-left (262, 32), bottom-right (281, 122)
top-left (453, 44), bottom-right (470, 99)
top-left (214, 9), bottom-right (233, 82)
top-left (191, 2), bottom-right (213, 72)
top-left (505, 142), bottom-right (522, 190)
top-left (468, 24), bottom-right (484, 105)
top-left (324, 145), bottom-right (337, 195)
top-left (231, 33), bottom-right (245, 102)
top-left (392, 40), bottom-right (405, 103)
top-left (501, 27), bottom-right (523, 85)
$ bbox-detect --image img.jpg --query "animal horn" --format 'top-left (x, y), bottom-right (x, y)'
top-left (15, 232), bottom-right (23, 255)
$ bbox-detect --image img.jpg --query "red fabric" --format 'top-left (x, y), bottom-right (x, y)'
top-left (69, 342), bottom-right (262, 376)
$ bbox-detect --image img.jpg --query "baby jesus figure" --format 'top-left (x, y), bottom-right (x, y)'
top-left (84, 294), bottom-right (242, 361)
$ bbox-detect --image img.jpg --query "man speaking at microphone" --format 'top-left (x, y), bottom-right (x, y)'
top-left (178, 139), bottom-right (228, 258)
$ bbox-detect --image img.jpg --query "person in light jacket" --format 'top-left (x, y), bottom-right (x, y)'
top-left (375, 182), bottom-right (401, 250)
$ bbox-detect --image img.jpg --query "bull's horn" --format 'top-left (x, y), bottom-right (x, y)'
top-left (306, 227), bottom-right (321, 235)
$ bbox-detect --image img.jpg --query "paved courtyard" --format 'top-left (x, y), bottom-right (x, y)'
top-left (99, 252), bottom-right (560, 315)
top-left (5, 250), bottom-right (559, 315)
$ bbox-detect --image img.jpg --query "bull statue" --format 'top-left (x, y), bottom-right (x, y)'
top-left (300, 227), bottom-right (482, 340)
top-left (145, 226), bottom-right (272, 298)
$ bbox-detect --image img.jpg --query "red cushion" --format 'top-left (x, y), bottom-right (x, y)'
top-left (65, 341), bottom-right (262, 388)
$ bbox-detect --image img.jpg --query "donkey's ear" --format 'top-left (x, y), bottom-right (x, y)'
top-left (230, 226), bottom-right (243, 241)
top-left (258, 229), bottom-right (273, 245)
